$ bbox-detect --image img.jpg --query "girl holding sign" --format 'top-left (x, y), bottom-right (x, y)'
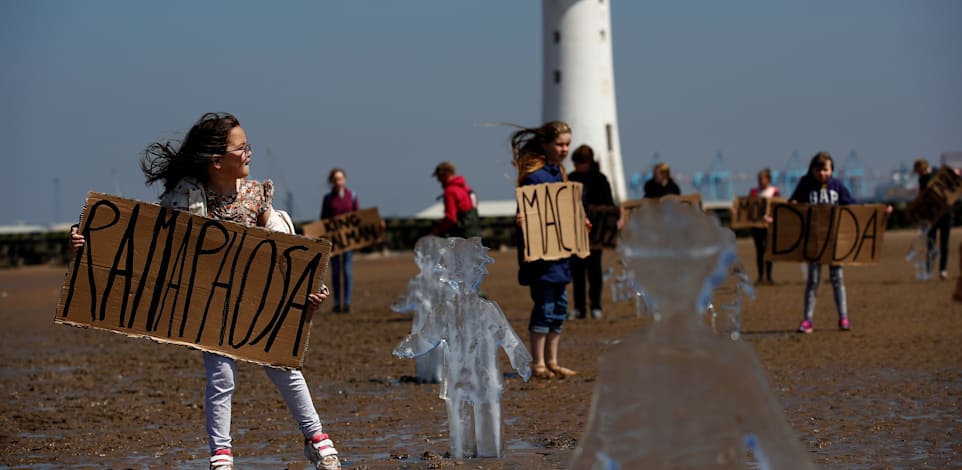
top-left (789, 152), bottom-right (891, 334)
top-left (321, 167), bottom-right (360, 313)
top-left (140, 113), bottom-right (341, 470)
top-left (749, 168), bottom-right (780, 285)
top-left (511, 121), bottom-right (580, 379)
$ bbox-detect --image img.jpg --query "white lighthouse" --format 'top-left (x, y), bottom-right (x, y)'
top-left (542, 0), bottom-right (627, 202)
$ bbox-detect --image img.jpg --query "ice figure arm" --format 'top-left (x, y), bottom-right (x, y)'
top-left (486, 301), bottom-right (532, 381)
top-left (393, 331), bottom-right (442, 358)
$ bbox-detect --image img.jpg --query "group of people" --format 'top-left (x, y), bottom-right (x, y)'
top-left (65, 111), bottom-right (951, 467)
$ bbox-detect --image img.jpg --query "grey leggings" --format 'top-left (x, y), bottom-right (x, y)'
top-left (803, 263), bottom-right (847, 322)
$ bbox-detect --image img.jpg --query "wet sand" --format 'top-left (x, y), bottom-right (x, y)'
top-left (1, 228), bottom-right (960, 469)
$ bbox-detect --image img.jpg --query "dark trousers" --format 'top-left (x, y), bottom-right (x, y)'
top-left (751, 228), bottom-right (773, 281)
top-left (570, 249), bottom-right (603, 313)
top-left (928, 213), bottom-right (952, 272)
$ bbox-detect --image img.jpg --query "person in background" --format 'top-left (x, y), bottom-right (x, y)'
top-left (321, 168), bottom-right (359, 313)
top-left (913, 158), bottom-right (952, 280)
top-left (790, 151), bottom-right (891, 334)
top-left (567, 145), bottom-right (619, 319)
top-left (643, 162), bottom-right (681, 198)
top-left (511, 120), bottom-right (582, 380)
top-left (75, 112), bottom-right (341, 470)
top-left (749, 168), bottom-right (780, 285)
top-left (431, 161), bottom-right (481, 238)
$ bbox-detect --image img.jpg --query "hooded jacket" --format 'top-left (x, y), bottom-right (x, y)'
top-left (789, 174), bottom-right (856, 206)
top-left (434, 175), bottom-right (480, 237)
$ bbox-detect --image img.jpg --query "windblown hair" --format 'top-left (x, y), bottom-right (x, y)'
top-left (807, 151), bottom-right (834, 175)
top-left (509, 120), bottom-right (571, 185)
top-left (141, 112), bottom-right (240, 192)
top-left (758, 167), bottom-right (772, 182)
top-left (913, 158), bottom-right (930, 175)
top-left (328, 167), bottom-right (346, 185)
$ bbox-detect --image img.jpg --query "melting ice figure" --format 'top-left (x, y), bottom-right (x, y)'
top-left (392, 236), bottom-right (448, 383)
top-left (905, 224), bottom-right (938, 281)
top-left (604, 260), bottom-right (653, 318)
top-left (394, 237), bottom-right (532, 458)
top-left (568, 200), bottom-right (815, 470)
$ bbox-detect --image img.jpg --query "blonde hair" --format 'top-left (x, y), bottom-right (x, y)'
top-left (654, 162), bottom-right (671, 178)
top-left (510, 121), bottom-right (571, 185)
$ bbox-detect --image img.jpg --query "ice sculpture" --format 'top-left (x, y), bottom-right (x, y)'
top-left (392, 235), bottom-right (448, 383)
top-left (568, 200), bottom-right (815, 470)
top-left (905, 224), bottom-right (938, 280)
top-left (394, 237), bottom-right (533, 458)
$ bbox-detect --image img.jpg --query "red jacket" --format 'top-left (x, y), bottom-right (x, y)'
top-left (434, 175), bottom-right (476, 235)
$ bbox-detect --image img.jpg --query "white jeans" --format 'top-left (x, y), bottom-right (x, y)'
top-left (204, 352), bottom-right (324, 453)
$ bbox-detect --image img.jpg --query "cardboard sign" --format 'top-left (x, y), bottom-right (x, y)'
top-left (516, 182), bottom-right (590, 262)
top-left (730, 197), bottom-right (786, 230)
top-left (621, 194), bottom-right (703, 222)
top-left (907, 167), bottom-right (962, 223)
top-left (586, 205), bottom-right (621, 250)
top-left (56, 193), bottom-right (331, 369)
top-left (301, 207), bottom-right (385, 255)
top-left (767, 203), bottom-right (887, 265)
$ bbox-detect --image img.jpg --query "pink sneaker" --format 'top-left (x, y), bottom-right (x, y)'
top-left (838, 318), bottom-right (851, 331)
top-left (305, 433), bottom-right (340, 470)
top-left (797, 319), bottom-right (813, 334)
top-left (209, 449), bottom-right (233, 470)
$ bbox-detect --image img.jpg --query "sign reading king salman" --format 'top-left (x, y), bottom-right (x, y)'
top-left (301, 207), bottom-right (384, 255)
top-left (56, 193), bottom-right (331, 369)
top-left (515, 182), bottom-right (591, 262)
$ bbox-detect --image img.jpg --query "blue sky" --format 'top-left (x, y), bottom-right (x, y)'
top-left (3, 0), bottom-right (961, 225)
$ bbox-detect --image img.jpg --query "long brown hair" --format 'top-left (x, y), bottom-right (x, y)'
top-left (807, 151), bottom-right (834, 176)
top-left (141, 112), bottom-right (240, 192)
top-left (509, 121), bottom-right (571, 186)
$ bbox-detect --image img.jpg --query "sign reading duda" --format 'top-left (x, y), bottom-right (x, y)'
top-left (56, 193), bottom-right (331, 369)
top-left (767, 203), bottom-right (887, 265)
top-left (301, 207), bottom-right (385, 255)
top-left (516, 182), bottom-right (590, 262)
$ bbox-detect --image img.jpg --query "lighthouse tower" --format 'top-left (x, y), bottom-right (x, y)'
top-left (542, 0), bottom-right (627, 202)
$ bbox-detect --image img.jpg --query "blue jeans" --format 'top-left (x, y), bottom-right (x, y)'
top-left (528, 282), bottom-right (568, 334)
top-left (204, 352), bottom-right (324, 453)
top-left (330, 251), bottom-right (353, 307)
top-left (803, 264), bottom-right (847, 322)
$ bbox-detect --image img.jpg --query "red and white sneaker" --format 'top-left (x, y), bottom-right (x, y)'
top-left (305, 433), bottom-right (340, 470)
top-left (209, 449), bottom-right (233, 470)
top-left (797, 319), bottom-right (814, 334)
top-left (838, 317), bottom-right (851, 331)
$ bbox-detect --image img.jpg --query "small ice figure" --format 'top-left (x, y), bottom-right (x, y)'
top-left (605, 260), bottom-right (653, 318)
top-left (706, 263), bottom-right (754, 341)
top-left (568, 200), bottom-right (815, 470)
top-left (905, 224), bottom-right (937, 281)
top-left (394, 237), bottom-right (532, 459)
top-left (392, 235), bottom-right (448, 383)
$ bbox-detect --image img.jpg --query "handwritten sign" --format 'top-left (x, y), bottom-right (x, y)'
top-left (955, 241), bottom-right (962, 303)
top-left (907, 167), bottom-right (962, 223)
top-left (301, 207), bottom-right (384, 255)
top-left (730, 197), bottom-right (786, 230)
top-left (56, 193), bottom-right (331, 369)
top-left (516, 182), bottom-right (590, 262)
top-left (767, 203), bottom-right (887, 265)
top-left (621, 193), bottom-right (703, 222)
top-left (586, 205), bottom-right (621, 250)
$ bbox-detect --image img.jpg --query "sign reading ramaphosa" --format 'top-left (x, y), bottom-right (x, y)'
top-left (907, 167), bottom-right (962, 224)
top-left (56, 193), bottom-right (331, 369)
top-left (516, 182), bottom-right (590, 262)
top-left (301, 207), bottom-right (385, 255)
top-left (767, 203), bottom-right (887, 265)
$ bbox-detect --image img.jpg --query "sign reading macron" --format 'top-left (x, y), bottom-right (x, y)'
top-left (516, 182), bottom-right (590, 262)
top-left (56, 193), bottom-right (331, 369)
